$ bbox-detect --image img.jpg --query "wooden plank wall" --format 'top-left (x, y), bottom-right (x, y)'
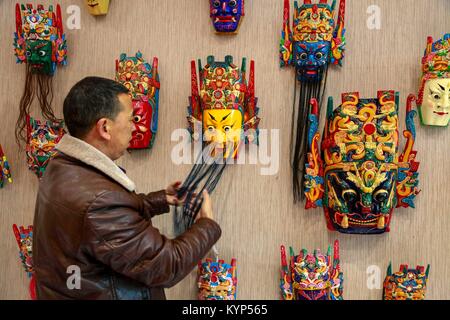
top-left (0, 0), bottom-right (449, 300)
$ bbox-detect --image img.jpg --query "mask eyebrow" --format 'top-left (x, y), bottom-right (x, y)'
top-left (208, 112), bottom-right (217, 122)
top-left (221, 112), bottom-right (231, 121)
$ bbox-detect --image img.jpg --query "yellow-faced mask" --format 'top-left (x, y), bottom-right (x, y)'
top-left (85, 0), bottom-right (110, 16)
top-left (188, 55), bottom-right (260, 160)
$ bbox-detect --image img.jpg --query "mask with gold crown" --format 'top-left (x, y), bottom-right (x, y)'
top-left (173, 55), bottom-right (260, 235)
top-left (12, 224), bottom-right (36, 300)
top-left (304, 91), bottom-right (420, 234)
top-left (116, 52), bottom-right (160, 150)
top-left (416, 34), bottom-right (450, 127)
top-left (85, 0), bottom-right (110, 16)
top-left (280, 0), bottom-right (346, 202)
top-left (14, 3), bottom-right (67, 145)
top-left (210, 0), bottom-right (245, 34)
top-left (0, 145), bottom-right (13, 189)
top-left (198, 258), bottom-right (237, 300)
top-left (383, 263), bottom-right (430, 300)
top-left (280, 240), bottom-right (343, 300)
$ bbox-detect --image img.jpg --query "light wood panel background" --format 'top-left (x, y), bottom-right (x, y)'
top-left (1, 0), bottom-right (449, 300)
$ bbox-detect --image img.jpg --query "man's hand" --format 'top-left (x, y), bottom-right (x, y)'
top-left (195, 190), bottom-right (214, 222)
top-left (165, 181), bottom-right (185, 206)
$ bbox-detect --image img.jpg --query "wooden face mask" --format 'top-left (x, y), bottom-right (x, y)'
top-left (26, 115), bottom-right (65, 179)
top-left (116, 52), bottom-right (160, 150)
top-left (383, 263), bottom-right (430, 300)
top-left (0, 145), bottom-right (12, 189)
top-left (280, 0), bottom-right (346, 202)
top-left (188, 55), bottom-right (260, 160)
top-left (85, 0), bottom-right (110, 16)
top-left (210, 0), bottom-right (244, 34)
top-left (198, 258), bottom-right (237, 300)
top-left (416, 34), bottom-right (450, 127)
top-left (304, 91), bottom-right (420, 234)
top-left (280, 241), bottom-right (343, 300)
top-left (14, 3), bottom-right (67, 76)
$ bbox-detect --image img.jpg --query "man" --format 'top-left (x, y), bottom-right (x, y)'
top-left (32, 77), bottom-right (221, 300)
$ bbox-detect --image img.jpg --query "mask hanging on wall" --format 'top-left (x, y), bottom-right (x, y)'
top-left (85, 0), bottom-right (110, 16)
top-left (280, 0), bottom-right (346, 202)
top-left (12, 224), bottom-right (36, 300)
top-left (173, 55), bottom-right (260, 235)
top-left (304, 91), bottom-right (420, 234)
top-left (416, 34), bottom-right (450, 127)
top-left (280, 240), bottom-right (343, 300)
top-left (14, 3), bottom-right (67, 145)
top-left (0, 145), bottom-right (13, 189)
top-left (210, 0), bottom-right (245, 34)
top-left (198, 258), bottom-right (237, 300)
top-left (116, 52), bottom-right (160, 150)
top-left (383, 263), bottom-right (430, 300)
top-left (26, 115), bottom-right (65, 179)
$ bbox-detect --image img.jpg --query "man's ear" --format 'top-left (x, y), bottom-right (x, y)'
top-left (96, 118), bottom-right (111, 141)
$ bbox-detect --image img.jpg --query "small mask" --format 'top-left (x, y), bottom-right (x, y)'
top-left (26, 115), bottom-right (65, 179)
top-left (198, 258), bottom-right (237, 300)
top-left (280, 241), bottom-right (343, 300)
top-left (85, 0), bottom-right (110, 16)
top-left (210, 0), bottom-right (244, 34)
top-left (417, 34), bottom-right (450, 126)
top-left (383, 263), bottom-right (430, 300)
top-left (116, 52), bottom-right (160, 150)
top-left (0, 145), bottom-right (13, 188)
top-left (12, 224), bottom-right (36, 300)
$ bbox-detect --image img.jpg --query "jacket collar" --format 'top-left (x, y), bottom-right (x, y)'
top-left (56, 135), bottom-right (136, 192)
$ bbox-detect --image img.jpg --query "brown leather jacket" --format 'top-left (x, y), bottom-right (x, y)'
top-left (33, 135), bottom-right (221, 300)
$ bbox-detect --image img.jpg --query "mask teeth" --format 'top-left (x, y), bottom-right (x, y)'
top-left (377, 216), bottom-right (385, 230)
top-left (341, 214), bottom-right (349, 229)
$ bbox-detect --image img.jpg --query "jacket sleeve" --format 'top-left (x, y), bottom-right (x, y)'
top-left (83, 191), bottom-right (221, 289)
top-left (136, 189), bottom-right (170, 218)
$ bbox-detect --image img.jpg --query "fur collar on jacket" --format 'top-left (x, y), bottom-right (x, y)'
top-left (56, 135), bottom-right (136, 192)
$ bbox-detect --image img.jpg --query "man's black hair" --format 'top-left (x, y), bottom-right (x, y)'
top-left (63, 77), bottom-right (129, 138)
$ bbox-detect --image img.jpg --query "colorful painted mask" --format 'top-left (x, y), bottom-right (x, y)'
top-left (210, 0), bottom-right (244, 34)
top-left (26, 115), bottom-right (65, 179)
top-left (304, 91), bottom-right (420, 234)
top-left (85, 0), bottom-right (110, 16)
top-left (14, 3), bottom-right (67, 145)
top-left (116, 52), bottom-right (160, 150)
top-left (280, 0), bottom-right (346, 201)
top-left (13, 224), bottom-right (36, 300)
top-left (416, 34), bottom-right (450, 127)
top-left (280, 240), bottom-right (343, 300)
top-left (198, 258), bottom-right (237, 300)
top-left (174, 55), bottom-right (260, 234)
top-left (0, 145), bottom-right (13, 189)
top-left (14, 3), bottom-right (67, 75)
top-left (188, 55), bottom-right (260, 160)
top-left (383, 263), bottom-right (430, 300)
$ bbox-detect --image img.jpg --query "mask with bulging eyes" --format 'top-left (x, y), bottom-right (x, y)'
top-left (198, 258), bottom-right (237, 300)
top-left (304, 91), bottom-right (420, 234)
top-left (116, 52), bottom-right (160, 150)
top-left (210, 0), bottom-right (244, 33)
top-left (416, 35), bottom-right (450, 127)
top-left (279, 0), bottom-right (346, 201)
top-left (280, 241), bottom-right (343, 300)
top-left (383, 264), bottom-right (430, 300)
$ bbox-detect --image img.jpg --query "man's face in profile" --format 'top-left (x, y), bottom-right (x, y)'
top-left (108, 93), bottom-right (135, 160)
